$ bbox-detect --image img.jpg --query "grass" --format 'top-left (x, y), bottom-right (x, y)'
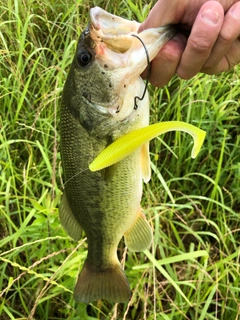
top-left (0, 0), bottom-right (239, 319)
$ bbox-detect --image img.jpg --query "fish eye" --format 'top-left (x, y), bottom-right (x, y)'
top-left (77, 50), bottom-right (92, 67)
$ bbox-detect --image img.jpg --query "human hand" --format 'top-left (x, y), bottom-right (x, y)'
top-left (139, 0), bottom-right (240, 87)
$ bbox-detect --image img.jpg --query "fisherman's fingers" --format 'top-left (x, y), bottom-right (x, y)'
top-left (201, 1), bottom-right (240, 74)
top-left (141, 1), bottom-right (225, 86)
top-left (140, 0), bottom-right (240, 87)
top-left (176, 1), bottom-right (224, 79)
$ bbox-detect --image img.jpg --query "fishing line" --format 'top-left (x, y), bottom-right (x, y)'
top-left (131, 34), bottom-right (151, 110)
top-left (62, 167), bottom-right (90, 188)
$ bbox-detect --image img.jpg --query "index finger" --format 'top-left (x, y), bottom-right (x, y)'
top-left (139, 0), bottom-right (193, 31)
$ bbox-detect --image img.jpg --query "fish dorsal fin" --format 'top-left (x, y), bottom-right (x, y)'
top-left (141, 143), bottom-right (151, 183)
top-left (124, 209), bottom-right (152, 252)
top-left (59, 192), bottom-right (83, 241)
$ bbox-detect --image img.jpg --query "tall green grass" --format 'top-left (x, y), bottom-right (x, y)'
top-left (0, 0), bottom-right (239, 319)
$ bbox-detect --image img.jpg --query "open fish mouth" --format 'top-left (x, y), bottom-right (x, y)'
top-left (88, 6), bottom-right (176, 72)
top-left (89, 6), bottom-right (140, 53)
top-left (89, 7), bottom-right (175, 55)
top-left (84, 7), bottom-right (176, 119)
top-left (90, 7), bottom-right (139, 35)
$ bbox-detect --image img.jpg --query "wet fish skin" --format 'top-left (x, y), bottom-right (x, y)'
top-left (59, 7), bottom-right (176, 303)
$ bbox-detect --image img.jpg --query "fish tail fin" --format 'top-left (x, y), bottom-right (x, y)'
top-left (74, 261), bottom-right (131, 303)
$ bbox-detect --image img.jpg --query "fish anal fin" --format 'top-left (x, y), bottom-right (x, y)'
top-left (141, 143), bottom-right (151, 183)
top-left (59, 192), bottom-right (83, 241)
top-left (74, 261), bottom-right (131, 303)
top-left (124, 209), bottom-right (152, 252)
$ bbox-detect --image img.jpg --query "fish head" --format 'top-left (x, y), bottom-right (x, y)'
top-left (64, 7), bottom-right (176, 127)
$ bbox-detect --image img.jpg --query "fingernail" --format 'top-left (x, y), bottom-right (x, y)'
top-left (230, 5), bottom-right (240, 20)
top-left (201, 9), bottom-right (220, 25)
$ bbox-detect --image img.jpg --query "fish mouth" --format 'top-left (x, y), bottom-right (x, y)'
top-left (89, 6), bottom-right (140, 53)
top-left (87, 7), bottom-right (176, 119)
top-left (89, 7), bottom-right (176, 69)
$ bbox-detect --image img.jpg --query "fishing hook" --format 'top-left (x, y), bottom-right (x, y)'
top-left (131, 34), bottom-right (151, 110)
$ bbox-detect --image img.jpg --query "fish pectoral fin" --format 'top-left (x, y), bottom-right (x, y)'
top-left (74, 260), bottom-right (131, 303)
top-left (124, 209), bottom-right (152, 252)
top-left (59, 192), bottom-right (83, 241)
top-left (141, 143), bottom-right (151, 183)
top-left (103, 163), bottom-right (118, 182)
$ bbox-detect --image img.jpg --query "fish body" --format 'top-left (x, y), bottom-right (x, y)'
top-left (60, 7), bottom-right (175, 303)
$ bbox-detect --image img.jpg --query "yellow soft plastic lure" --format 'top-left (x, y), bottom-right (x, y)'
top-left (89, 121), bottom-right (206, 172)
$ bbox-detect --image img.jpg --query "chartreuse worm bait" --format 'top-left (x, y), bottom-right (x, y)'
top-left (89, 121), bottom-right (206, 172)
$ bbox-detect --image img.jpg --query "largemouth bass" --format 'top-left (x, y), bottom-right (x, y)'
top-left (60, 7), bottom-right (175, 303)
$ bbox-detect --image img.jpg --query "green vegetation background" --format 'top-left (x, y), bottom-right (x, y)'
top-left (0, 0), bottom-right (239, 319)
